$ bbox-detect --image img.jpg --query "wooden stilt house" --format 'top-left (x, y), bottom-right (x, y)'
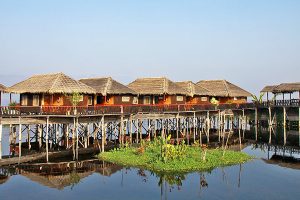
top-left (0, 84), bottom-right (7, 106)
top-left (175, 81), bottom-right (212, 104)
top-left (7, 73), bottom-right (95, 113)
top-left (261, 82), bottom-right (300, 101)
top-left (128, 77), bottom-right (188, 105)
top-left (196, 80), bottom-right (251, 103)
top-left (261, 85), bottom-right (278, 101)
top-left (79, 77), bottom-right (137, 105)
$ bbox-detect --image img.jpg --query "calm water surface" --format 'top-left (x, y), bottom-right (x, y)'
top-left (1, 129), bottom-right (300, 199)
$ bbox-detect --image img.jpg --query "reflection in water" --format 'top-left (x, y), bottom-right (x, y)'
top-left (5, 159), bottom-right (123, 190)
top-left (1, 142), bottom-right (300, 199)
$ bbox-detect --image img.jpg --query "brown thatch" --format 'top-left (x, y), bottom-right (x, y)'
top-left (196, 80), bottom-right (252, 97)
top-left (175, 81), bottom-right (213, 97)
top-left (128, 77), bottom-right (188, 95)
top-left (79, 77), bottom-right (136, 96)
top-left (272, 82), bottom-right (300, 93)
top-left (0, 83), bottom-right (6, 92)
top-left (8, 73), bottom-right (95, 94)
top-left (261, 85), bottom-right (278, 93)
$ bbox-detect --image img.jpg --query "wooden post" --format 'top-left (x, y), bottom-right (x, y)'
top-left (0, 121), bottom-right (2, 159)
top-left (162, 119), bottom-right (165, 139)
top-left (206, 111), bottom-right (210, 143)
top-left (255, 107), bottom-right (258, 141)
top-left (136, 119), bottom-right (139, 143)
top-left (101, 115), bottom-right (105, 152)
top-left (130, 115), bottom-right (133, 144)
top-left (72, 118), bottom-right (75, 160)
top-left (238, 116), bottom-right (242, 151)
top-left (76, 118), bottom-right (79, 160)
top-left (298, 107), bottom-right (300, 147)
top-left (283, 107), bottom-right (287, 145)
top-left (242, 109), bottom-right (245, 139)
top-left (27, 125), bottom-right (31, 150)
top-left (66, 124), bottom-right (69, 148)
top-left (120, 115), bottom-right (124, 146)
top-left (218, 110), bottom-right (221, 142)
top-left (46, 117), bottom-right (49, 162)
top-left (87, 123), bottom-right (90, 148)
top-left (38, 124), bottom-right (42, 149)
top-left (154, 119), bottom-right (157, 139)
top-left (18, 118), bottom-right (22, 163)
top-left (176, 114), bottom-right (179, 143)
top-left (139, 117), bottom-right (142, 142)
top-left (55, 124), bottom-right (59, 147)
top-left (193, 112), bottom-right (196, 144)
top-left (268, 106), bottom-right (272, 144)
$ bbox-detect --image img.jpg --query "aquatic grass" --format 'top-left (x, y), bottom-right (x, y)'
top-left (98, 143), bottom-right (252, 173)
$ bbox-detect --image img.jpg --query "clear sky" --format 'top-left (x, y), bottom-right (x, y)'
top-left (0, 0), bottom-right (299, 95)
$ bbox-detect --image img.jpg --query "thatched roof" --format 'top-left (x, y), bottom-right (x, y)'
top-left (175, 81), bottom-right (212, 97)
top-left (128, 77), bottom-right (188, 95)
top-left (196, 80), bottom-right (252, 97)
top-left (8, 73), bottom-right (95, 94)
top-left (272, 82), bottom-right (300, 93)
top-left (79, 77), bottom-right (136, 96)
top-left (0, 83), bottom-right (6, 92)
top-left (261, 85), bottom-right (277, 93)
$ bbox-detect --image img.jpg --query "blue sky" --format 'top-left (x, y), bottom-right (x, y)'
top-left (0, 0), bottom-right (299, 96)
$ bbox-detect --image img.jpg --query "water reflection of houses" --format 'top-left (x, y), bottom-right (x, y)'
top-left (17, 160), bottom-right (122, 190)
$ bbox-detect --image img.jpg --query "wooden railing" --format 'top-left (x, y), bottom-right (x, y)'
top-left (0, 103), bottom-right (255, 117)
top-left (259, 99), bottom-right (300, 107)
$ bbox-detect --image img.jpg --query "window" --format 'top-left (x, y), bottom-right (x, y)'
top-left (21, 95), bottom-right (28, 106)
top-left (201, 97), bottom-right (208, 102)
top-left (143, 96), bottom-right (151, 104)
top-left (133, 97), bottom-right (138, 104)
top-left (79, 95), bottom-right (84, 102)
top-left (32, 95), bottom-right (40, 106)
top-left (88, 96), bottom-right (93, 105)
top-left (122, 96), bottom-right (130, 102)
top-left (176, 96), bottom-right (183, 102)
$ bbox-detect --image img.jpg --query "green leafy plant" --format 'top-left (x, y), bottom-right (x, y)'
top-left (69, 92), bottom-right (83, 107)
top-left (66, 92), bottom-right (83, 114)
top-left (8, 101), bottom-right (17, 107)
top-left (251, 93), bottom-right (265, 104)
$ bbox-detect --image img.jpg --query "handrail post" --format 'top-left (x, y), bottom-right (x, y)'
top-left (120, 105), bottom-right (124, 114)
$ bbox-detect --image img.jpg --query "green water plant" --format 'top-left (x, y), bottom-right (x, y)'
top-left (98, 139), bottom-right (252, 173)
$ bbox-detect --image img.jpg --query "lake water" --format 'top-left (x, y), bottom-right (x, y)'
top-left (1, 128), bottom-right (300, 199)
